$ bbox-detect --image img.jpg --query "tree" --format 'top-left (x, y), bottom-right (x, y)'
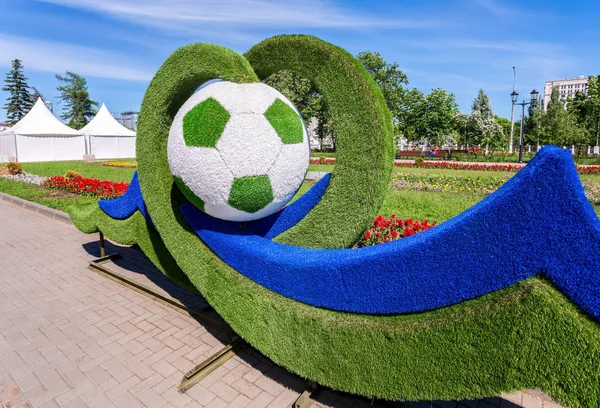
top-left (30, 86), bottom-right (46, 104)
top-left (55, 71), bottom-right (98, 129)
top-left (356, 51), bottom-right (408, 118)
top-left (547, 86), bottom-right (561, 110)
top-left (523, 98), bottom-right (546, 147)
top-left (463, 89), bottom-right (503, 151)
top-left (543, 100), bottom-right (586, 148)
top-left (494, 115), bottom-right (512, 145)
top-left (264, 70), bottom-right (334, 150)
top-left (263, 70), bottom-right (319, 124)
top-left (471, 89), bottom-right (492, 118)
top-left (398, 88), bottom-right (425, 141)
top-left (576, 75), bottom-right (600, 146)
top-left (2, 59), bottom-right (34, 126)
top-left (471, 112), bottom-right (504, 153)
top-left (407, 88), bottom-right (459, 148)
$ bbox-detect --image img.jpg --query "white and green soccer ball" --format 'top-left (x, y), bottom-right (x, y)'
top-left (168, 80), bottom-right (310, 222)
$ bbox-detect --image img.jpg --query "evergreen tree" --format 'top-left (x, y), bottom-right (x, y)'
top-left (2, 59), bottom-right (34, 126)
top-left (471, 89), bottom-right (492, 118)
top-left (31, 86), bottom-right (46, 103)
top-left (56, 71), bottom-right (98, 129)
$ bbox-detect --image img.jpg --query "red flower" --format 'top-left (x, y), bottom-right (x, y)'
top-left (43, 176), bottom-right (129, 199)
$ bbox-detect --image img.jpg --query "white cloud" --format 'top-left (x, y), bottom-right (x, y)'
top-left (472, 0), bottom-right (512, 15)
top-left (37, 0), bottom-right (439, 33)
top-left (0, 33), bottom-right (153, 81)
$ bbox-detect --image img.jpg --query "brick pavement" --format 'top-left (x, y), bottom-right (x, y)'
top-left (0, 199), bottom-right (563, 408)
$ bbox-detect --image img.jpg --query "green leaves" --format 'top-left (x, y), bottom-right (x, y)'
top-left (2, 59), bottom-right (34, 126)
top-left (55, 71), bottom-right (98, 130)
top-left (402, 88), bottom-right (459, 145)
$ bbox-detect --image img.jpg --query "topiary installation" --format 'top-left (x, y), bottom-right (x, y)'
top-left (68, 36), bottom-right (600, 407)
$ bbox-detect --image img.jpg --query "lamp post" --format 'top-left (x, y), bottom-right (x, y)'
top-left (511, 89), bottom-right (539, 163)
top-left (509, 66), bottom-right (516, 153)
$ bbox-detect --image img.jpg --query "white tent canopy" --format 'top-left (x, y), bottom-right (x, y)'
top-left (0, 98), bottom-right (85, 162)
top-left (80, 103), bottom-right (136, 159)
top-left (80, 103), bottom-right (136, 137)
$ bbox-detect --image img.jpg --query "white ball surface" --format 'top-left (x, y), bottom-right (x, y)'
top-left (167, 80), bottom-right (310, 222)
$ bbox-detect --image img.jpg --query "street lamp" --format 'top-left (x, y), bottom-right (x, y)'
top-left (511, 89), bottom-right (538, 163)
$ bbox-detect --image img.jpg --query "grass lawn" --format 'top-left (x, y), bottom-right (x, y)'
top-left (309, 163), bottom-right (516, 178)
top-left (0, 178), bottom-right (97, 212)
top-left (4, 158), bottom-right (600, 223)
top-left (380, 188), bottom-right (481, 221)
top-left (21, 160), bottom-right (136, 182)
top-left (308, 164), bottom-right (335, 172)
top-left (310, 151), bottom-right (336, 158)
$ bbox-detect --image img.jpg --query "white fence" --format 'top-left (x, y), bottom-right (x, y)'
top-left (89, 136), bottom-right (136, 159)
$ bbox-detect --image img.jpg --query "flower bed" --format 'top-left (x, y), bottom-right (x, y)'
top-left (309, 156), bottom-right (600, 175)
top-left (103, 161), bottom-right (137, 168)
top-left (43, 176), bottom-right (128, 198)
top-left (392, 172), bottom-right (600, 205)
top-left (395, 161), bottom-right (525, 172)
top-left (391, 173), bottom-right (511, 194)
top-left (359, 214), bottom-right (435, 246)
top-left (309, 157), bottom-right (336, 164)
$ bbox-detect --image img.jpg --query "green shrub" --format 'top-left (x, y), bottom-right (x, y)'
top-left (414, 157), bottom-right (424, 167)
top-left (6, 162), bottom-right (23, 175)
top-left (64, 170), bottom-right (82, 180)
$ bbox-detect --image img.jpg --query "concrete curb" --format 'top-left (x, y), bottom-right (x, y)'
top-left (0, 192), bottom-right (73, 225)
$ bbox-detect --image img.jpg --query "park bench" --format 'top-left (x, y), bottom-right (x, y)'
top-left (396, 150), bottom-right (452, 160)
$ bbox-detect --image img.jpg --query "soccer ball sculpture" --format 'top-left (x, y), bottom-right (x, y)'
top-left (168, 81), bottom-right (309, 221)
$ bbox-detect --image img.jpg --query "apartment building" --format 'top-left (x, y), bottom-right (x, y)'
top-left (543, 76), bottom-right (588, 110)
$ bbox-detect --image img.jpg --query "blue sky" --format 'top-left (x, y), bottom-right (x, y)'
top-left (1, 0), bottom-right (598, 122)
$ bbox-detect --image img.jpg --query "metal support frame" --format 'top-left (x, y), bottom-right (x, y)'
top-left (292, 383), bottom-right (319, 408)
top-left (99, 231), bottom-right (107, 258)
top-left (87, 233), bottom-right (445, 404)
top-left (89, 232), bottom-right (233, 336)
top-left (179, 338), bottom-right (242, 393)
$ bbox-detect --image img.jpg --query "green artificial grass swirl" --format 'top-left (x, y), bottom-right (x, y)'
top-left (246, 35), bottom-right (395, 248)
top-left (68, 204), bottom-right (197, 293)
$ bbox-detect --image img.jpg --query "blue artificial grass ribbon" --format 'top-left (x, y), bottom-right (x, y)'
top-left (180, 146), bottom-right (600, 320)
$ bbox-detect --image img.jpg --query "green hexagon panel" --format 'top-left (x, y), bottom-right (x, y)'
top-left (228, 175), bottom-right (274, 213)
top-left (183, 97), bottom-right (230, 147)
top-left (264, 99), bottom-right (303, 144)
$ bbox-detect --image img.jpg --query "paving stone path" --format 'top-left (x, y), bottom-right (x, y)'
top-left (0, 199), bottom-right (563, 408)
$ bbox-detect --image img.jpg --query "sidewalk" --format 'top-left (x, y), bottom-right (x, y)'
top-left (0, 199), bottom-right (561, 408)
